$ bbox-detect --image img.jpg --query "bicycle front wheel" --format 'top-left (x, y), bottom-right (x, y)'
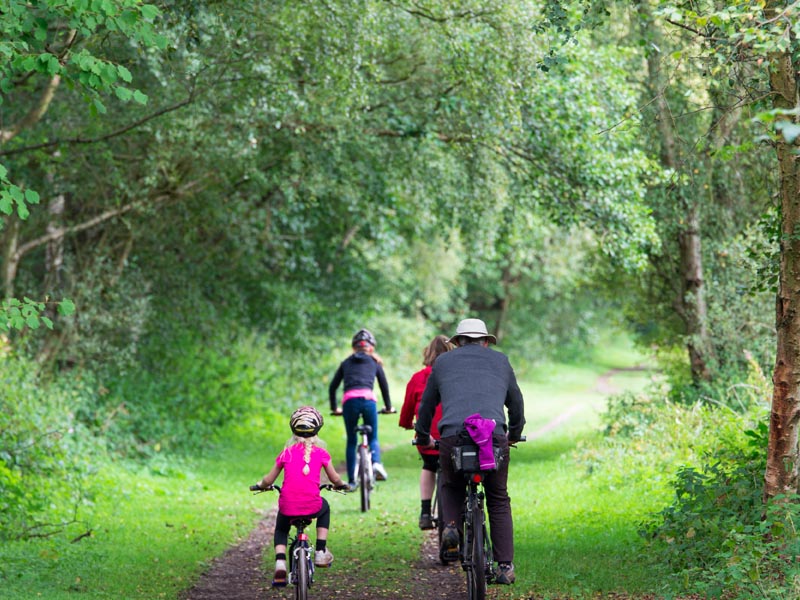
top-left (358, 445), bottom-right (371, 512)
top-left (294, 546), bottom-right (309, 600)
top-left (466, 502), bottom-right (487, 600)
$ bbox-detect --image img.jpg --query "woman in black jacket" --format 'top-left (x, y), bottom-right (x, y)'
top-left (329, 329), bottom-right (394, 488)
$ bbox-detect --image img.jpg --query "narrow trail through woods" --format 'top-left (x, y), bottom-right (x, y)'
top-left (180, 368), bottom-right (647, 600)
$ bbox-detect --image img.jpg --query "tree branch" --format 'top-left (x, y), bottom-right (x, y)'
top-left (0, 76), bottom-right (62, 144)
top-left (0, 96), bottom-right (196, 157)
top-left (10, 179), bottom-right (204, 266)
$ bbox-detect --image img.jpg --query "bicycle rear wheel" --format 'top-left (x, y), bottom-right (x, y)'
top-left (482, 512), bottom-right (494, 583)
top-left (294, 546), bottom-right (309, 600)
top-left (358, 445), bottom-right (371, 512)
top-left (466, 499), bottom-right (487, 600)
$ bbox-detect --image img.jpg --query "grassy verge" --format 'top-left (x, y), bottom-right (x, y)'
top-left (1, 334), bottom-right (673, 600)
top-left (0, 417), bottom-right (286, 600)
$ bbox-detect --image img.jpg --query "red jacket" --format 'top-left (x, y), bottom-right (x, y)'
top-left (399, 366), bottom-right (441, 456)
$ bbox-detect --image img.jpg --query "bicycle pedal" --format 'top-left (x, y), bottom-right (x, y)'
top-left (440, 547), bottom-right (459, 562)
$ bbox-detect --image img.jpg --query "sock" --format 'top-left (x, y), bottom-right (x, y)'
top-left (275, 552), bottom-right (286, 561)
top-left (421, 499), bottom-right (432, 515)
top-left (315, 540), bottom-right (326, 552)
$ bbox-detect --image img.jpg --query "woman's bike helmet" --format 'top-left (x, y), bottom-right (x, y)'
top-left (290, 406), bottom-right (324, 438)
top-left (351, 328), bottom-right (377, 349)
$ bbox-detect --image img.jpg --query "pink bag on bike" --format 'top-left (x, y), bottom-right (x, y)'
top-left (463, 413), bottom-right (497, 470)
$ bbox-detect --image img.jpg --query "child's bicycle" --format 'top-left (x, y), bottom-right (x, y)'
top-left (249, 483), bottom-right (345, 600)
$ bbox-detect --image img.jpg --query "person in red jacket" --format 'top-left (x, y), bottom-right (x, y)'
top-left (399, 334), bottom-right (452, 529)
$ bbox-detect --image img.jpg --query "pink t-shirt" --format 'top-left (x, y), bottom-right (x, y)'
top-left (276, 443), bottom-right (331, 516)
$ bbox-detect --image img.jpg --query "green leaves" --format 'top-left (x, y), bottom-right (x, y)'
top-left (0, 297), bottom-right (75, 332)
top-left (0, 164), bottom-right (40, 221)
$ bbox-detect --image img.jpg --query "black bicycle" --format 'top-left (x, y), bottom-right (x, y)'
top-left (249, 483), bottom-right (345, 600)
top-left (354, 423), bottom-right (374, 512)
top-left (450, 436), bottom-right (526, 600)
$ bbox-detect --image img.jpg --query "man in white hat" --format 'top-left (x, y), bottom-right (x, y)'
top-left (415, 317), bottom-right (525, 585)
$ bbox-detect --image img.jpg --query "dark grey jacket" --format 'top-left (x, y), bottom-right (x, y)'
top-left (415, 344), bottom-right (525, 441)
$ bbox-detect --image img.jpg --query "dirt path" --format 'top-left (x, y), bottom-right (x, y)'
top-left (179, 368), bottom-right (648, 600)
top-left (179, 504), bottom-right (466, 600)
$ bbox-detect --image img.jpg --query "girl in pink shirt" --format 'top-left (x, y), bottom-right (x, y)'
top-left (255, 406), bottom-right (347, 587)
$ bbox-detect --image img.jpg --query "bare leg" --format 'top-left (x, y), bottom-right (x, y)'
top-left (420, 468), bottom-right (435, 500)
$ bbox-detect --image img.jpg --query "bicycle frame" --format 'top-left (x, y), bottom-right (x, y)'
top-left (461, 471), bottom-right (493, 600)
top-left (354, 423), bottom-right (374, 512)
top-left (287, 518), bottom-right (315, 600)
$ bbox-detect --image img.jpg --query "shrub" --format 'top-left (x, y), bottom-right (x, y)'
top-left (0, 347), bottom-right (98, 540)
top-left (640, 421), bottom-right (800, 599)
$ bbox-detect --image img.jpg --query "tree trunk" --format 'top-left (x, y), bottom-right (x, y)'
top-left (2, 217), bottom-right (20, 298)
top-left (678, 205), bottom-right (711, 381)
top-left (764, 23), bottom-right (800, 500)
top-left (44, 162), bottom-right (66, 305)
top-left (638, 0), bottom-right (712, 383)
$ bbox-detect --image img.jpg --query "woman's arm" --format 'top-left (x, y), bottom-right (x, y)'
top-left (375, 365), bottom-right (392, 411)
top-left (398, 373), bottom-right (420, 429)
top-left (329, 363), bottom-right (344, 412)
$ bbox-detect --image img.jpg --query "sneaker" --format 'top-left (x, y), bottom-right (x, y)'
top-left (272, 560), bottom-right (287, 587)
top-left (314, 548), bottom-right (334, 567)
top-left (347, 481), bottom-right (358, 492)
top-left (373, 462), bottom-right (388, 481)
top-left (440, 523), bottom-right (459, 561)
top-left (418, 513), bottom-right (434, 530)
top-left (495, 562), bottom-right (515, 585)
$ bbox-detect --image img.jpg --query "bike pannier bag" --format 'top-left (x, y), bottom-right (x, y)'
top-left (451, 444), bottom-right (503, 473)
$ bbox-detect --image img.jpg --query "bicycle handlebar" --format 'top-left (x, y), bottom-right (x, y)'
top-left (330, 408), bottom-right (396, 416)
top-left (411, 435), bottom-right (526, 449)
top-left (250, 483), bottom-right (351, 493)
top-left (412, 438), bottom-right (440, 448)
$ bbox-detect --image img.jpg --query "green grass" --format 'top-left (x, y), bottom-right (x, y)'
top-left (1, 336), bottom-right (674, 599)
top-left (0, 419), bottom-right (286, 600)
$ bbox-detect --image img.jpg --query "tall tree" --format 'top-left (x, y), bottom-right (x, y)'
top-left (642, 0), bottom-right (800, 498)
top-left (637, 0), bottom-right (713, 383)
top-left (763, 0), bottom-right (800, 500)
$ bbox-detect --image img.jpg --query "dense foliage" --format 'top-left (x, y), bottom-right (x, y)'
top-left (1, 2), bottom-right (797, 597)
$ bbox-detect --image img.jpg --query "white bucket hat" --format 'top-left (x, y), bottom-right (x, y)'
top-left (447, 318), bottom-right (497, 345)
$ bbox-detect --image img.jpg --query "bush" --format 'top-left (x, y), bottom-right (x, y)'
top-left (0, 347), bottom-right (98, 540)
top-left (577, 355), bottom-right (800, 599)
top-left (641, 421), bottom-right (800, 599)
top-left (90, 330), bottom-right (276, 456)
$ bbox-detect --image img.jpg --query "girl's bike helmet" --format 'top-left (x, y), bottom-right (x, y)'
top-left (351, 328), bottom-right (377, 349)
top-left (290, 406), bottom-right (324, 438)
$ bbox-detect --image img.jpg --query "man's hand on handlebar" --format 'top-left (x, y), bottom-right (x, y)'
top-left (508, 434), bottom-right (527, 448)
